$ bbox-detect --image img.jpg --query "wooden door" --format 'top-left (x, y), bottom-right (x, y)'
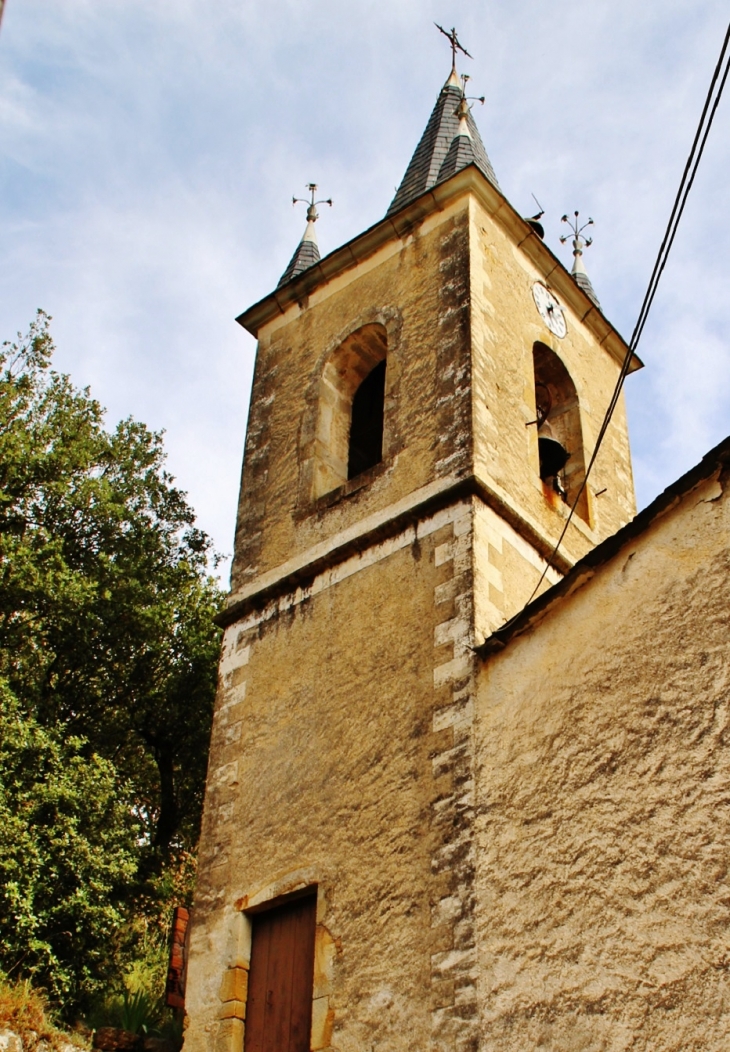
top-left (244, 894), bottom-right (317, 1052)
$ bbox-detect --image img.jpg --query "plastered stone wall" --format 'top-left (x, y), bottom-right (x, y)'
top-left (469, 197), bottom-right (635, 564)
top-left (474, 465), bottom-right (730, 1049)
top-left (186, 502), bottom-right (485, 1052)
top-left (232, 191), bottom-right (636, 603)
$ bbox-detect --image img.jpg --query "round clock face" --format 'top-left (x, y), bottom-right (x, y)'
top-left (532, 282), bottom-right (567, 339)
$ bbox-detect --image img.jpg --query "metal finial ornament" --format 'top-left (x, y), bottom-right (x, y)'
top-left (530, 193), bottom-right (545, 222)
top-left (292, 183), bottom-right (333, 224)
top-left (560, 210), bottom-right (594, 257)
top-left (453, 73), bottom-right (484, 126)
top-left (459, 74), bottom-right (485, 107)
top-left (560, 211), bottom-right (601, 308)
top-left (435, 23), bottom-right (473, 74)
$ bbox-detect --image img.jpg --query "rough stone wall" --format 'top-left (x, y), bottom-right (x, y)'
top-left (434, 210), bottom-right (472, 482)
top-left (468, 197), bottom-right (636, 567)
top-left (231, 186), bottom-right (639, 603)
top-left (185, 502), bottom-right (486, 1052)
top-left (474, 467), bottom-right (730, 1049)
top-left (231, 200), bottom-right (472, 595)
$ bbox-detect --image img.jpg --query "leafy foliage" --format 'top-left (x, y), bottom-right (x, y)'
top-left (0, 313), bottom-right (224, 1016)
top-left (0, 692), bottom-right (139, 1010)
top-left (85, 928), bottom-right (181, 1045)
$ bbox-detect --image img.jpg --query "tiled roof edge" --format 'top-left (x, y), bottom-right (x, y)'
top-left (476, 435), bottom-right (730, 660)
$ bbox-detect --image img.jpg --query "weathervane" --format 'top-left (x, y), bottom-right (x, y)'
top-left (560, 211), bottom-right (594, 258)
top-left (456, 73), bottom-right (485, 121)
top-left (435, 23), bottom-right (473, 74)
top-left (292, 183), bottom-right (333, 224)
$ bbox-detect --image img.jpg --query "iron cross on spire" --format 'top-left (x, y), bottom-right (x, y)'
top-left (292, 183), bottom-right (333, 224)
top-left (434, 23), bottom-right (473, 74)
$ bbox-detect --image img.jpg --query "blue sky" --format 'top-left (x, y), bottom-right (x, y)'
top-left (1, 1), bottom-right (728, 580)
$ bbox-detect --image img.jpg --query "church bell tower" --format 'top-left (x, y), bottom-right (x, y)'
top-left (184, 38), bottom-right (638, 1052)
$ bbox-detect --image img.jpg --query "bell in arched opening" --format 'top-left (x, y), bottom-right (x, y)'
top-left (532, 345), bottom-right (587, 516)
top-left (536, 414), bottom-right (570, 499)
top-left (538, 435), bottom-right (570, 480)
top-left (538, 435), bottom-right (570, 499)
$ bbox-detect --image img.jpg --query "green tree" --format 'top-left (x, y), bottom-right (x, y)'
top-left (0, 688), bottom-right (140, 1012)
top-left (0, 312), bottom-right (224, 1012)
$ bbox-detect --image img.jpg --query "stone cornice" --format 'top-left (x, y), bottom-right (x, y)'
top-left (236, 166), bottom-right (642, 375)
top-left (216, 471), bottom-right (580, 628)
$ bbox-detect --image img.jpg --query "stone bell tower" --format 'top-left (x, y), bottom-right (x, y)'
top-left (184, 41), bottom-right (638, 1052)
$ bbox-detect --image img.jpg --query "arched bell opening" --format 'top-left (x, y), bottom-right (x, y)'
top-left (532, 343), bottom-right (589, 522)
top-left (313, 323), bottom-right (388, 498)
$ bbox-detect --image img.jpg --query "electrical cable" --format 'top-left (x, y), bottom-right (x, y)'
top-left (511, 20), bottom-right (730, 620)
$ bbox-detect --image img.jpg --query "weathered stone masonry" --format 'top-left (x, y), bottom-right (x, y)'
top-left (435, 215), bottom-right (472, 483)
top-left (188, 501), bottom-right (487, 1052)
top-left (185, 150), bottom-right (640, 1052)
top-left (428, 505), bottom-right (479, 1052)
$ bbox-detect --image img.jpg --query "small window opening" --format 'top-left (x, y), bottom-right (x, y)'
top-left (532, 344), bottom-right (588, 521)
top-left (348, 359), bottom-right (386, 479)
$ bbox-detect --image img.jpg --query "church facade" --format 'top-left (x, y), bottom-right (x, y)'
top-left (182, 56), bottom-right (730, 1052)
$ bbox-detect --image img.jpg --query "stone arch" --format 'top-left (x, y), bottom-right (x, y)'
top-left (312, 323), bottom-right (388, 499)
top-left (532, 342), bottom-right (589, 522)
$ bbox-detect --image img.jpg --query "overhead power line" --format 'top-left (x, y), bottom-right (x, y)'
top-left (518, 19), bottom-right (730, 615)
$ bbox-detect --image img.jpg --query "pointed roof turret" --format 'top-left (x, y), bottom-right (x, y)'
top-left (386, 29), bottom-right (499, 217)
top-left (560, 211), bottom-right (601, 308)
top-left (278, 219), bottom-right (320, 287)
top-left (278, 184), bottom-right (332, 288)
top-left (571, 249), bottom-right (600, 308)
top-left (437, 89), bottom-right (478, 182)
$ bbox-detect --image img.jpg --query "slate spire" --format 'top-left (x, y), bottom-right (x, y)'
top-left (386, 65), bottom-right (499, 217)
top-left (278, 184), bottom-right (332, 288)
top-left (571, 248), bottom-right (600, 308)
top-left (437, 89), bottom-right (477, 183)
top-left (560, 212), bottom-right (601, 309)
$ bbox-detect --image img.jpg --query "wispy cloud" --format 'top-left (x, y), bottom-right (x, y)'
top-left (1, 0), bottom-right (728, 579)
